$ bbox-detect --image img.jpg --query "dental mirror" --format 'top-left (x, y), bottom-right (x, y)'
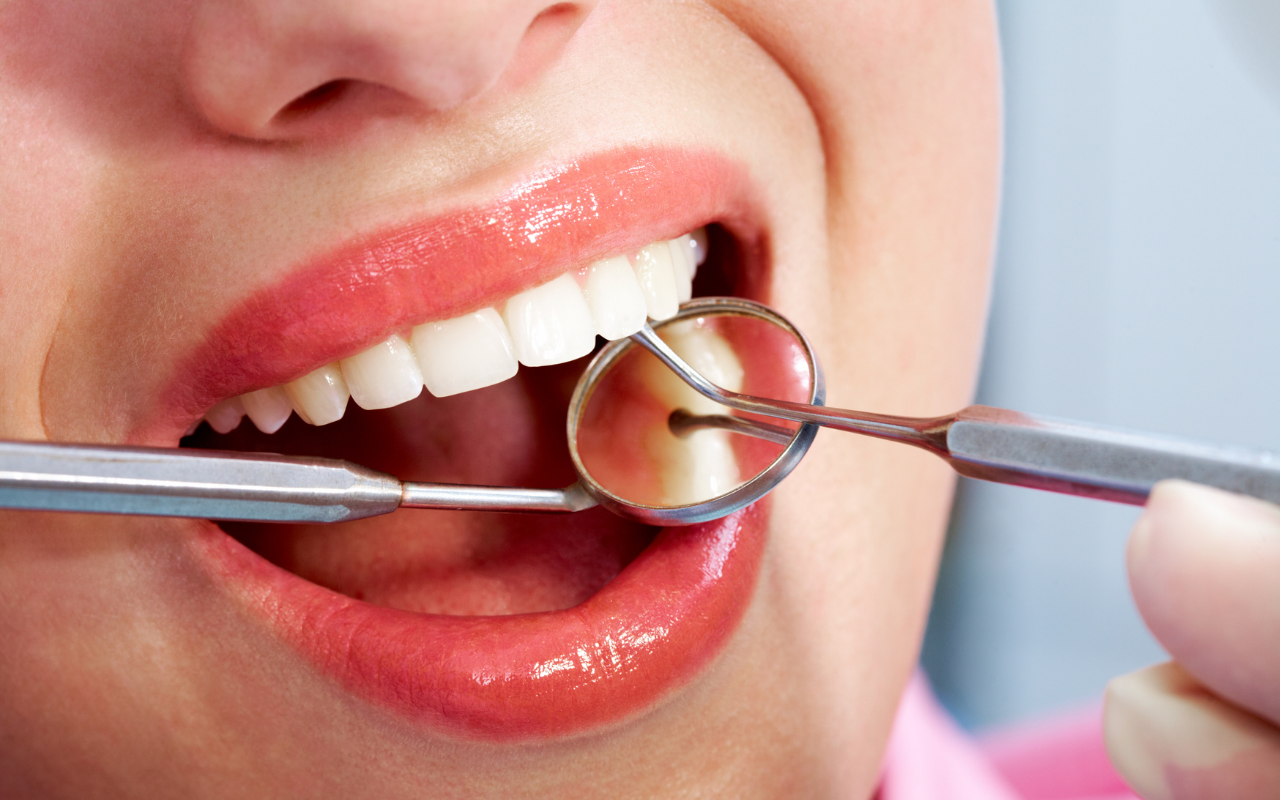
top-left (566, 297), bottom-right (823, 525)
top-left (3, 297), bottom-right (1280, 524)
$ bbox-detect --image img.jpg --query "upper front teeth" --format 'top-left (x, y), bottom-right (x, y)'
top-left (412, 309), bottom-right (518, 398)
top-left (205, 229), bottom-right (709, 434)
top-left (632, 241), bottom-right (682, 320)
top-left (502, 274), bottom-right (598, 367)
top-left (581, 255), bottom-right (648, 340)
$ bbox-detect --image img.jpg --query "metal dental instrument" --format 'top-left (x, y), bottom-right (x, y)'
top-left (1, 297), bottom-right (1278, 527)
top-left (627, 298), bottom-right (1280, 507)
top-left (0, 441), bottom-right (599, 523)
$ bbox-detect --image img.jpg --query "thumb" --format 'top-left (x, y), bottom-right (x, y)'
top-left (1126, 480), bottom-right (1280, 725)
top-left (1105, 662), bottom-right (1280, 800)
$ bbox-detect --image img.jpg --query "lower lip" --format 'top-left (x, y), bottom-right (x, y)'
top-left (194, 502), bottom-right (767, 741)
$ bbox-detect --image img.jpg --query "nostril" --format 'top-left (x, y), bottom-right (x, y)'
top-left (185, 0), bottom-right (601, 140)
top-left (275, 80), bottom-right (353, 124)
top-left (264, 79), bottom-right (428, 137)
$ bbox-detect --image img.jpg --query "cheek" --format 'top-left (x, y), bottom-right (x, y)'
top-left (0, 85), bottom-right (105, 438)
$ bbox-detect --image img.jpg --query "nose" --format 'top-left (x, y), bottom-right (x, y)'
top-left (183, 0), bottom-right (597, 139)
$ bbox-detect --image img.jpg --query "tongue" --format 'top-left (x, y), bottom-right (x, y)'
top-left (184, 356), bottom-right (656, 616)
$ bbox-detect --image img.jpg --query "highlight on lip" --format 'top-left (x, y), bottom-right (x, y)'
top-left (201, 230), bottom-right (708, 435)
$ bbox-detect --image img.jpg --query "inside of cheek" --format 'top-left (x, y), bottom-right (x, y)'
top-left (182, 357), bottom-right (658, 616)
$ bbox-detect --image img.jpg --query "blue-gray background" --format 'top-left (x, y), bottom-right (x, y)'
top-left (920, 0), bottom-right (1280, 730)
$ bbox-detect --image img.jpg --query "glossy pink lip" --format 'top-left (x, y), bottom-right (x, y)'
top-left (155, 147), bottom-right (778, 741)
top-left (147, 148), bottom-right (761, 444)
top-left (197, 504), bottom-right (767, 740)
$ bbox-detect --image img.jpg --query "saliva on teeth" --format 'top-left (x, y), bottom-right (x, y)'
top-left (202, 229), bottom-right (709, 436)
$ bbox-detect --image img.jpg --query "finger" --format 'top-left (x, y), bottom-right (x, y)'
top-left (1127, 480), bottom-right (1280, 726)
top-left (1105, 662), bottom-right (1280, 800)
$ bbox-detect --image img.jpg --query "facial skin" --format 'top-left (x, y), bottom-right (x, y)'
top-left (0, 1), bottom-right (1000, 797)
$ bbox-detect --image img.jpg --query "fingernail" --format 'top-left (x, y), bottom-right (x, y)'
top-left (1105, 662), bottom-right (1277, 799)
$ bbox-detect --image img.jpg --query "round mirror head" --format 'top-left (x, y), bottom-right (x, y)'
top-left (568, 297), bottom-right (824, 525)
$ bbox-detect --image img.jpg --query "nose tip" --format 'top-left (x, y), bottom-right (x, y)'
top-left (183, 0), bottom-right (596, 140)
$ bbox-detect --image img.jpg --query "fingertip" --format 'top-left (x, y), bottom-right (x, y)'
top-left (1143, 481), bottom-right (1280, 553)
top-left (1127, 481), bottom-right (1280, 726)
top-left (1130, 480), bottom-right (1280, 601)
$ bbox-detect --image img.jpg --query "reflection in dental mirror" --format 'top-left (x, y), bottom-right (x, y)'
top-left (569, 300), bottom-right (821, 520)
top-left (638, 320), bottom-right (745, 505)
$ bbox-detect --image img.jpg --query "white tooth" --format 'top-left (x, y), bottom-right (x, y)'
top-left (284, 363), bottom-right (349, 426)
top-left (638, 320), bottom-right (745, 417)
top-left (690, 227), bottom-right (709, 268)
top-left (648, 428), bottom-right (742, 506)
top-left (412, 308), bottom-right (519, 398)
top-left (340, 334), bottom-right (424, 410)
top-left (240, 386), bottom-right (293, 434)
top-left (204, 396), bottom-right (246, 434)
top-left (502, 273), bottom-right (597, 367)
top-left (638, 320), bottom-right (746, 504)
top-left (582, 255), bottom-right (648, 340)
top-left (667, 237), bottom-right (694, 303)
top-left (632, 242), bottom-right (680, 320)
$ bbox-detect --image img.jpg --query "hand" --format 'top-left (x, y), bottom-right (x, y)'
top-left (1104, 481), bottom-right (1280, 799)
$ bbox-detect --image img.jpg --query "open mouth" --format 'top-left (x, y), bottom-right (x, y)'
top-left (185, 225), bottom-right (733, 616)
top-left (161, 148), bottom-right (782, 741)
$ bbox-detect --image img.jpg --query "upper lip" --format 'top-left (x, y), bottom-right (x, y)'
top-left (137, 146), bottom-right (762, 446)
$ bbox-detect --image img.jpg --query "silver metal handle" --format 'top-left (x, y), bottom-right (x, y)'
top-left (943, 406), bottom-right (1280, 505)
top-left (0, 441), bottom-right (402, 522)
top-left (0, 441), bottom-right (595, 522)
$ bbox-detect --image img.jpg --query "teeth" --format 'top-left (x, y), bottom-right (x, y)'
top-left (638, 319), bottom-right (745, 417)
top-left (582, 255), bottom-right (648, 340)
top-left (241, 386), bottom-right (293, 433)
top-left (412, 308), bottom-right (518, 397)
top-left (689, 227), bottom-right (709, 269)
top-left (503, 273), bottom-right (597, 367)
top-left (283, 363), bottom-right (349, 426)
top-left (639, 321), bottom-right (745, 505)
top-left (667, 236), bottom-right (695, 303)
top-left (204, 228), bottom-right (709, 432)
top-left (631, 241), bottom-right (680, 321)
top-left (341, 334), bottom-right (424, 410)
top-left (204, 396), bottom-right (246, 434)
top-left (648, 427), bottom-right (741, 506)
